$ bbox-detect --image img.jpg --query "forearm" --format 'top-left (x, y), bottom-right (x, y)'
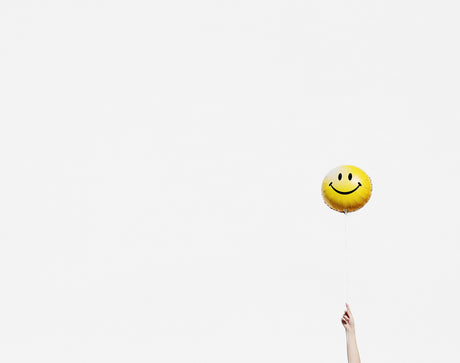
top-left (346, 330), bottom-right (361, 363)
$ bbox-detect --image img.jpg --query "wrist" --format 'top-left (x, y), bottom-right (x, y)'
top-left (346, 328), bottom-right (356, 336)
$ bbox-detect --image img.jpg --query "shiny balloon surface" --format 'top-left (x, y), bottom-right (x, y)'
top-left (321, 165), bottom-right (372, 213)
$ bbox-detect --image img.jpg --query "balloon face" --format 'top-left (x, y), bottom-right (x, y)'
top-left (321, 165), bottom-right (372, 213)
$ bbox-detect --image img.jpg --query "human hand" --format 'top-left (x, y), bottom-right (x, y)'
top-left (341, 303), bottom-right (355, 333)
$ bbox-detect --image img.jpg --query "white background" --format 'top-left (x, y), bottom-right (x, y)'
top-left (1, 1), bottom-right (459, 362)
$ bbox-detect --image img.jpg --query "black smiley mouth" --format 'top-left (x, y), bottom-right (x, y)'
top-left (329, 182), bottom-right (362, 195)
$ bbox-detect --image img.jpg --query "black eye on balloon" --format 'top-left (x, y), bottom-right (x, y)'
top-left (338, 173), bottom-right (342, 180)
top-left (348, 173), bottom-right (352, 180)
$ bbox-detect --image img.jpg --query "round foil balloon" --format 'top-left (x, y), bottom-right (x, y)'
top-left (321, 165), bottom-right (372, 213)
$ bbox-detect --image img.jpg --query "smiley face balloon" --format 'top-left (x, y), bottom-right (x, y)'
top-left (321, 165), bottom-right (372, 213)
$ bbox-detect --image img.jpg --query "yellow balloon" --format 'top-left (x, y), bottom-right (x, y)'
top-left (321, 165), bottom-right (372, 213)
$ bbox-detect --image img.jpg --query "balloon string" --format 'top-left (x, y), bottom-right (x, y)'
top-left (344, 209), bottom-right (349, 304)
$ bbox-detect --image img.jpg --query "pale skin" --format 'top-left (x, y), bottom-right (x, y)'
top-left (341, 303), bottom-right (361, 363)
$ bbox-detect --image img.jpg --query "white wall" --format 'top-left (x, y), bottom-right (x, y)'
top-left (1, 1), bottom-right (459, 362)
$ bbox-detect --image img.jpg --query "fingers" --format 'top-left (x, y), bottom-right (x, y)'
top-left (342, 303), bottom-right (353, 328)
top-left (345, 303), bottom-right (351, 313)
top-left (341, 317), bottom-right (350, 328)
top-left (345, 303), bottom-right (353, 317)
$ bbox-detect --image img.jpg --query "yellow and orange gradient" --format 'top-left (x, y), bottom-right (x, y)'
top-left (321, 165), bottom-right (372, 213)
